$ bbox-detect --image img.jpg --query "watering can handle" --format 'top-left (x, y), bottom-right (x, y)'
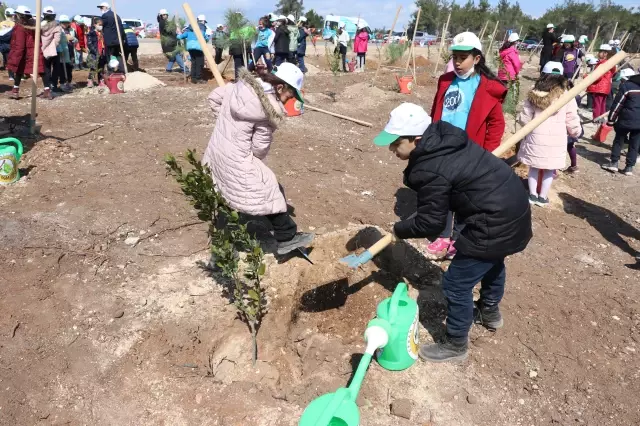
top-left (0, 138), bottom-right (24, 159)
top-left (395, 74), bottom-right (401, 85)
top-left (314, 389), bottom-right (349, 426)
top-left (389, 282), bottom-right (408, 323)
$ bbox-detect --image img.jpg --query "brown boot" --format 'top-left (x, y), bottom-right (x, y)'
top-left (9, 87), bottom-right (19, 100)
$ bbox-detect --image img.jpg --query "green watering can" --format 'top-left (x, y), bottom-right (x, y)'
top-left (0, 138), bottom-right (23, 185)
top-left (299, 283), bottom-right (419, 426)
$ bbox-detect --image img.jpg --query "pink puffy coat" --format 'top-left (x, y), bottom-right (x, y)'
top-left (497, 45), bottom-right (522, 81)
top-left (353, 31), bottom-right (368, 54)
top-left (518, 85), bottom-right (582, 170)
top-left (202, 69), bottom-right (287, 216)
top-left (40, 20), bottom-right (61, 59)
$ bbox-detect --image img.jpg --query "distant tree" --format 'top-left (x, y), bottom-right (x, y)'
top-left (275, 0), bottom-right (304, 18)
top-left (225, 9), bottom-right (249, 33)
top-left (304, 9), bottom-right (323, 29)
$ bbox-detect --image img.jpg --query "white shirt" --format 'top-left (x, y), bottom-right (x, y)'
top-left (337, 30), bottom-right (350, 47)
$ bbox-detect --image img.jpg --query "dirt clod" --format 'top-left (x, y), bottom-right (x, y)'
top-left (466, 394), bottom-right (479, 404)
top-left (391, 398), bottom-right (413, 419)
top-left (113, 310), bottom-right (125, 319)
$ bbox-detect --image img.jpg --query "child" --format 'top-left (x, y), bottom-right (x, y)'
top-left (374, 102), bottom-right (532, 362)
top-left (58, 15), bottom-right (75, 92)
top-left (86, 17), bottom-right (106, 88)
top-left (40, 6), bottom-right (61, 93)
top-left (123, 23), bottom-right (139, 71)
top-left (286, 14), bottom-right (299, 64)
top-left (273, 16), bottom-right (290, 66)
top-left (6, 6), bottom-right (49, 99)
top-left (602, 68), bottom-right (640, 176)
top-left (0, 7), bottom-right (15, 79)
top-left (70, 15), bottom-right (86, 70)
top-left (296, 17), bottom-right (310, 73)
top-left (212, 24), bottom-right (226, 65)
top-left (202, 63), bottom-right (314, 255)
top-left (177, 14), bottom-right (210, 84)
top-left (335, 23), bottom-right (350, 72)
top-left (518, 65), bottom-right (582, 206)
top-left (254, 18), bottom-right (273, 69)
top-left (587, 44), bottom-right (615, 120)
top-left (353, 25), bottom-right (369, 72)
top-left (554, 35), bottom-right (583, 79)
top-left (427, 31), bottom-right (507, 260)
top-left (497, 32), bottom-right (522, 84)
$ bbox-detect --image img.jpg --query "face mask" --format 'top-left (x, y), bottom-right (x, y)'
top-left (454, 65), bottom-right (475, 80)
top-left (96, 25), bottom-right (103, 31)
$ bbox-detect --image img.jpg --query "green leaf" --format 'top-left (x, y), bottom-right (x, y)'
top-left (258, 263), bottom-right (266, 276)
top-left (248, 289), bottom-right (260, 301)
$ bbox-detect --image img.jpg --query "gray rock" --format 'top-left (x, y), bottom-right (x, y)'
top-left (390, 398), bottom-right (413, 420)
top-left (124, 236), bottom-right (140, 246)
top-left (467, 394), bottom-right (479, 404)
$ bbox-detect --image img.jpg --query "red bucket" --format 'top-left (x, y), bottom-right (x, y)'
top-left (284, 98), bottom-right (304, 117)
top-left (593, 123), bottom-right (613, 142)
top-left (396, 75), bottom-right (414, 94)
top-left (105, 73), bottom-right (126, 94)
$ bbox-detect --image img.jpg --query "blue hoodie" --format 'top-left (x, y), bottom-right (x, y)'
top-left (177, 23), bottom-right (210, 51)
top-left (255, 27), bottom-right (273, 48)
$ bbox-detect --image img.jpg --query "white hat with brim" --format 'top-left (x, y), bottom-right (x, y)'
top-left (273, 63), bottom-right (304, 103)
top-left (97, 2), bottom-right (110, 9)
top-left (600, 44), bottom-right (612, 51)
top-left (279, 15), bottom-right (287, 21)
top-left (542, 61), bottom-right (563, 75)
top-left (579, 35), bottom-right (588, 43)
top-left (450, 32), bottom-right (482, 52)
top-left (197, 14), bottom-right (207, 22)
top-left (620, 68), bottom-right (635, 80)
top-left (588, 58), bottom-right (599, 65)
top-left (613, 39), bottom-right (621, 45)
top-left (547, 23), bottom-right (555, 29)
top-left (108, 59), bottom-right (120, 69)
top-left (562, 35), bottom-right (575, 43)
top-left (608, 39), bottom-right (615, 45)
top-left (159, 9), bottom-right (168, 15)
top-left (15, 5), bottom-right (31, 15)
top-left (507, 33), bottom-right (520, 43)
top-left (287, 14), bottom-right (295, 22)
top-left (43, 6), bottom-right (55, 14)
top-left (59, 15), bottom-right (71, 23)
top-left (5, 7), bottom-right (15, 16)
top-left (299, 17), bottom-right (307, 22)
top-left (374, 103), bottom-right (432, 146)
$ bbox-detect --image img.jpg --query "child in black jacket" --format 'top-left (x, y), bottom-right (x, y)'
top-left (375, 103), bottom-right (533, 362)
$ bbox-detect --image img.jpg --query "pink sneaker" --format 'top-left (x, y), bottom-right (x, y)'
top-left (445, 241), bottom-right (457, 260)
top-left (87, 80), bottom-right (95, 88)
top-left (425, 238), bottom-right (451, 260)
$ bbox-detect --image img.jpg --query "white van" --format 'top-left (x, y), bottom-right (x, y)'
top-left (322, 15), bottom-right (370, 41)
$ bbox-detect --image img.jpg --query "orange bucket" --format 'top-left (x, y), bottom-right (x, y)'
top-left (396, 75), bottom-right (414, 94)
top-left (593, 123), bottom-right (613, 142)
top-left (284, 97), bottom-right (304, 117)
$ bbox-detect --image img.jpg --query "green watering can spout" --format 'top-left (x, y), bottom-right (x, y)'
top-left (0, 137), bottom-right (24, 185)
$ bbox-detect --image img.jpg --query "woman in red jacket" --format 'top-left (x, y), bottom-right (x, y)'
top-left (6, 6), bottom-right (49, 99)
top-left (427, 31), bottom-right (507, 260)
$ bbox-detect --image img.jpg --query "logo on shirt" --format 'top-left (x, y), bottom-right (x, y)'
top-left (443, 88), bottom-right (463, 112)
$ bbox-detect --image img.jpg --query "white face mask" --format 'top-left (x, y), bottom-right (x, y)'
top-left (95, 25), bottom-right (103, 31)
top-left (454, 65), bottom-right (475, 80)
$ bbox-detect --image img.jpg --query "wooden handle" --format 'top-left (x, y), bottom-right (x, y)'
top-left (111, 0), bottom-right (128, 74)
top-left (182, 3), bottom-right (225, 87)
top-left (30, 0), bottom-right (42, 135)
top-left (492, 50), bottom-right (628, 158)
top-left (305, 105), bottom-right (373, 127)
top-left (367, 233), bottom-right (394, 256)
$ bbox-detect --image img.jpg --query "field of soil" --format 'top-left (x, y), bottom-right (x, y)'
top-left (1, 41), bottom-right (639, 426)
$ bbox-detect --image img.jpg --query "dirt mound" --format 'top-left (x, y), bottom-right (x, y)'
top-left (124, 71), bottom-right (166, 92)
top-left (342, 82), bottom-right (388, 100)
top-left (414, 55), bottom-right (430, 67)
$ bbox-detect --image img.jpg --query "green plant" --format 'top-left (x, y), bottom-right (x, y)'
top-left (494, 51), bottom-right (520, 118)
top-left (165, 150), bottom-right (266, 364)
top-left (386, 42), bottom-right (408, 64)
top-left (325, 43), bottom-right (341, 75)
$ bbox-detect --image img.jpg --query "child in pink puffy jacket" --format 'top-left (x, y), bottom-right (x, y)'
top-left (497, 33), bottom-right (522, 84)
top-left (202, 64), bottom-right (314, 255)
top-left (353, 26), bottom-right (369, 72)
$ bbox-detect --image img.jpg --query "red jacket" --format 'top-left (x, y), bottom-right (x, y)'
top-left (587, 60), bottom-right (615, 95)
top-left (71, 22), bottom-right (86, 49)
top-left (7, 21), bottom-right (45, 75)
top-left (431, 72), bottom-right (507, 152)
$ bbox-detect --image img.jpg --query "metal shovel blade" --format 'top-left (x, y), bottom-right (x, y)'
top-left (297, 247), bottom-right (314, 264)
top-left (339, 251), bottom-right (373, 269)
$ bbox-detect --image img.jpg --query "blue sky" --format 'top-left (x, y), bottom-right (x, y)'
top-left (37, 0), bottom-right (602, 29)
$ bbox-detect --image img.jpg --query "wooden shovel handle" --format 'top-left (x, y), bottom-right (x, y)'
top-left (367, 233), bottom-right (394, 257)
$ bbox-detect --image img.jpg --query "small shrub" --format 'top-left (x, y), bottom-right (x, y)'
top-left (325, 43), bottom-right (341, 75)
top-left (386, 43), bottom-right (408, 64)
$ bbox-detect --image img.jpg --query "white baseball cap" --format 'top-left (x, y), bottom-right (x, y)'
top-left (588, 57), bottom-right (599, 65)
top-left (562, 35), bottom-right (575, 43)
top-left (613, 39), bottom-right (621, 45)
top-left (43, 6), bottom-right (55, 14)
top-left (620, 68), bottom-right (635, 80)
top-left (5, 7), bottom-right (15, 16)
top-left (108, 58), bottom-right (120, 69)
top-left (73, 15), bottom-right (82, 22)
top-left (97, 2), bottom-right (110, 9)
top-left (579, 35), bottom-right (588, 43)
top-left (450, 32), bottom-right (482, 52)
top-left (15, 5), bottom-right (31, 15)
top-left (286, 14), bottom-right (295, 22)
top-left (542, 61), bottom-right (563, 75)
top-left (159, 9), bottom-right (168, 15)
top-left (600, 44), bottom-right (612, 51)
top-left (278, 15), bottom-right (287, 21)
top-left (507, 32), bottom-right (520, 43)
top-left (59, 14), bottom-right (71, 23)
top-left (608, 39), bottom-right (615, 45)
top-left (547, 23), bottom-right (555, 29)
top-left (273, 63), bottom-right (304, 103)
top-left (217, 23), bottom-right (223, 28)
top-left (299, 16), bottom-right (307, 22)
top-left (374, 103), bottom-right (431, 146)
top-left (197, 14), bottom-right (206, 22)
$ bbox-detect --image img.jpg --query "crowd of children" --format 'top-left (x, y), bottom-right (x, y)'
top-left (1, 3), bottom-right (140, 98)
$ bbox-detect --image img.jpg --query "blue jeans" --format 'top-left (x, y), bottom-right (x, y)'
top-left (297, 54), bottom-right (307, 72)
top-left (166, 53), bottom-right (186, 72)
top-left (274, 53), bottom-right (288, 66)
top-left (74, 50), bottom-right (83, 68)
top-left (440, 212), bottom-right (465, 239)
top-left (442, 253), bottom-right (506, 341)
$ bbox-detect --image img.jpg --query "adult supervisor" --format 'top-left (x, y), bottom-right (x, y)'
top-left (97, 2), bottom-right (126, 73)
top-left (540, 23), bottom-right (559, 72)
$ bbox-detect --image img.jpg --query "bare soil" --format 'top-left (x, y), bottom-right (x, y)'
top-left (1, 44), bottom-right (639, 426)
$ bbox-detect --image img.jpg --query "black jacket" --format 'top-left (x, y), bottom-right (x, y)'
top-left (609, 74), bottom-right (640, 130)
top-left (394, 121), bottom-right (533, 260)
top-left (273, 25), bottom-right (290, 54)
top-left (297, 27), bottom-right (308, 55)
top-left (540, 30), bottom-right (559, 66)
top-left (158, 16), bottom-right (177, 53)
top-left (101, 10), bottom-right (126, 48)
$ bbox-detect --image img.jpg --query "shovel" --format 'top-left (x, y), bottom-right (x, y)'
top-left (339, 233), bottom-right (394, 269)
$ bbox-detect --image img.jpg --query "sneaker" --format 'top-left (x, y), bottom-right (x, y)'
top-left (601, 161), bottom-right (619, 173)
top-left (38, 88), bottom-right (53, 100)
top-left (474, 301), bottom-right (504, 330)
top-left (197, 79), bottom-right (208, 84)
top-left (566, 165), bottom-right (579, 173)
top-left (425, 238), bottom-right (451, 260)
top-left (277, 233), bottom-right (315, 255)
top-left (528, 194), bottom-right (539, 205)
top-left (621, 166), bottom-right (634, 176)
top-left (536, 197), bottom-right (550, 207)
top-left (98, 80), bottom-right (106, 87)
top-left (87, 80), bottom-right (95, 88)
top-left (9, 87), bottom-right (19, 100)
top-left (165, 69), bottom-right (173, 73)
top-left (52, 87), bottom-right (64, 93)
top-left (9, 76), bottom-right (14, 82)
top-left (445, 242), bottom-right (457, 260)
top-left (419, 337), bottom-right (468, 363)
top-left (61, 83), bottom-right (72, 92)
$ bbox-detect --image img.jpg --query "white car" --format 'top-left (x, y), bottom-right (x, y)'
top-left (123, 18), bottom-right (146, 38)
